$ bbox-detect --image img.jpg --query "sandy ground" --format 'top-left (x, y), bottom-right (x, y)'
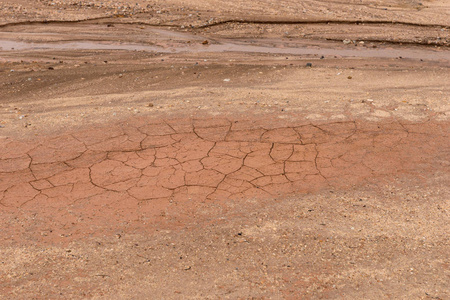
top-left (0, 0), bottom-right (449, 299)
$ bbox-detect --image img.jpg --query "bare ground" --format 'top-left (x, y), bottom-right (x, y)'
top-left (0, 0), bottom-right (449, 299)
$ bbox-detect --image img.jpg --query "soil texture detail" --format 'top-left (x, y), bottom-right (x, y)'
top-left (0, 0), bottom-right (449, 298)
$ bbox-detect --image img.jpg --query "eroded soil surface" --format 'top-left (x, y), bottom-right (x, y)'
top-left (0, 0), bottom-right (449, 299)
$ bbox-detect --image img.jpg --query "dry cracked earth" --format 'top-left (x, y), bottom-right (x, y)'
top-left (1, 0), bottom-right (450, 299)
top-left (1, 117), bottom-right (449, 237)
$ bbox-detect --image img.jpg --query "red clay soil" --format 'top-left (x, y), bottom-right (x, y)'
top-left (1, 115), bottom-right (448, 245)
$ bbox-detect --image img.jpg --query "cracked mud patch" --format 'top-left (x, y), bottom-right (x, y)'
top-left (1, 115), bottom-right (448, 246)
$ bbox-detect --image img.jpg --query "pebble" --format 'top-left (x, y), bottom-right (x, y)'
top-left (223, 78), bottom-right (230, 82)
top-left (306, 63), bottom-right (312, 67)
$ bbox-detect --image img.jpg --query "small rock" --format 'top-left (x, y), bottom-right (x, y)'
top-left (146, 103), bottom-right (154, 107)
top-left (223, 78), bottom-right (230, 82)
top-left (347, 76), bottom-right (352, 79)
top-left (119, 74), bottom-right (123, 78)
top-left (306, 63), bottom-right (312, 67)
top-left (48, 67), bottom-right (54, 70)
top-left (202, 40), bottom-right (209, 45)
top-left (343, 39), bottom-right (352, 44)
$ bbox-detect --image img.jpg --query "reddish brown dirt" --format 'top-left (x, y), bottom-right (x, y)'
top-left (1, 113), bottom-right (449, 299)
top-left (1, 0), bottom-right (449, 299)
top-left (1, 115), bottom-right (448, 246)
